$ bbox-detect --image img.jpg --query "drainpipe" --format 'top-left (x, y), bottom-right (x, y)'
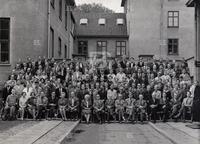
top-left (47, 0), bottom-right (51, 59)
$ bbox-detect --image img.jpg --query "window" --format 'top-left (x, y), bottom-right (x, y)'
top-left (65, 45), bottom-right (67, 58)
top-left (78, 41), bottom-right (88, 55)
top-left (80, 18), bottom-right (88, 25)
top-left (0, 18), bottom-right (10, 64)
top-left (168, 39), bottom-right (178, 55)
top-left (117, 18), bottom-right (124, 25)
top-left (168, 11), bottom-right (179, 28)
top-left (59, 0), bottom-right (62, 20)
top-left (58, 37), bottom-right (62, 57)
top-left (50, 0), bottom-right (55, 8)
top-left (116, 41), bottom-right (126, 56)
top-left (65, 11), bottom-right (67, 30)
top-left (98, 18), bottom-right (106, 25)
top-left (50, 27), bottom-right (54, 58)
top-left (97, 41), bottom-right (107, 54)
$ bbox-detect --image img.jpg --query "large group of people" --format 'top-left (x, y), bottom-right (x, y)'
top-left (0, 55), bottom-right (199, 124)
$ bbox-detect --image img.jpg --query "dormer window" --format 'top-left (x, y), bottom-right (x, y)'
top-left (80, 18), bottom-right (88, 25)
top-left (117, 18), bottom-right (124, 25)
top-left (98, 18), bottom-right (106, 25)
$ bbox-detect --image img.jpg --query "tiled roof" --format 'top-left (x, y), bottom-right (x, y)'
top-left (73, 12), bottom-right (128, 38)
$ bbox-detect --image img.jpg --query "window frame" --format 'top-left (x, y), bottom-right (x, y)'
top-left (168, 38), bottom-right (179, 55)
top-left (97, 41), bottom-right (107, 54)
top-left (168, 11), bottom-right (179, 28)
top-left (58, 37), bottom-right (62, 57)
top-left (116, 41), bottom-right (126, 56)
top-left (50, 27), bottom-right (54, 58)
top-left (0, 18), bottom-right (10, 64)
top-left (78, 41), bottom-right (88, 56)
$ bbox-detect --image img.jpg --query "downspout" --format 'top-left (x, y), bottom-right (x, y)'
top-left (47, 0), bottom-right (51, 58)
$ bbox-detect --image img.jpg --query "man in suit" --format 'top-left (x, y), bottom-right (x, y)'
top-left (2, 83), bottom-right (12, 104)
top-left (192, 81), bottom-right (200, 122)
top-left (55, 84), bottom-right (67, 98)
top-left (149, 94), bottom-right (159, 123)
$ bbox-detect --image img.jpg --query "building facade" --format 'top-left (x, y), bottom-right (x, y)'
top-left (73, 12), bottom-right (129, 59)
top-left (187, 0), bottom-right (200, 81)
top-left (121, 0), bottom-right (195, 60)
top-left (0, 0), bottom-right (75, 80)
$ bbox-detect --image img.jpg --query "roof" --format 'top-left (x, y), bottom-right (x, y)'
top-left (73, 12), bottom-right (128, 38)
top-left (121, 0), bottom-right (126, 6)
top-left (186, 0), bottom-right (195, 7)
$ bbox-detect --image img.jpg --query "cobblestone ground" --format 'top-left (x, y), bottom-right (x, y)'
top-left (64, 123), bottom-right (174, 144)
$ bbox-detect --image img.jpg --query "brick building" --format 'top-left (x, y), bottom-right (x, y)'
top-left (73, 12), bottom-right (129, 59)
top-left (0, 0), bottom-right (75, 80)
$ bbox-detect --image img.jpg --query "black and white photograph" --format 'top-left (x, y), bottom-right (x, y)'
top-left (0, 0), bottom-right (199, 143)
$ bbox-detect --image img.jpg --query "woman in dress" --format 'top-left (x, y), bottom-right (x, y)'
top-left (58, 92), bottom-right (68, 121)
top-left (82, 94), bottom-right (92, 124)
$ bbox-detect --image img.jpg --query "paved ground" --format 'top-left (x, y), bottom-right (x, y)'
top-left (0, 121), bottom-right (38, 143)
top-left (0, 120), bottom-right (79, 144)
top-left (64, 123), bottom-right (175, 144)
top-left (153, 122), bottom-right (200, 144)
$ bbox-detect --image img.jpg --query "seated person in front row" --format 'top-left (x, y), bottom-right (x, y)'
top-left (105, 94), bottom-right (115, 122)
top-left (68, 91), bottom-right (79, 120)
top-left (136, 94), bottom-right (147, 122)
top-left (27, 92), bottom-right (37, 120)
top-left (174, 91), bottom-right (193, 120)
top-left (93, 94), bottom-right (104, 124)
top-left (149, 92), bottom-right (159, 123)
top-left (36, 91), bottom-right (48, 120)
top-left (58, 92), bottom-right (68, 121)
top-left (19, 92), bottom-right (27, 120)
top-left (115, 93), bottom-right (125, 123)
top-left (82, 94), bottom-right (92, 124)
top-left (4, 89), bottom-right (18, 120)
top-left (48, 91), bottom-right (58, 119)
top-left (124, 91), bottom-right (136, 122)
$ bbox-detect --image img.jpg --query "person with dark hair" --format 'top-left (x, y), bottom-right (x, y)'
top-left (48, 91), bottom-right (58, 119)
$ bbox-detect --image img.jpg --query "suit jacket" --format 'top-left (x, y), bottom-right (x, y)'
top-left (55, 88), bottom-right (67, 98)
top-left (2, 87), bottom-right (12, 102)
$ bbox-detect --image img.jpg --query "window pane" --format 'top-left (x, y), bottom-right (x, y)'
top-left (168, 18), bottom-right (173, 27)
top-left (174, 18), bottom-right (178, 27)
top-left (1, 52), bottom-right (9, 62)
top-left (102, 42), bottom-right (106, 47)
top-left (116, 42), bottom-right (121, 47)
top-left (0, 30), bottom-right (9, 39)
top-left (168, 12), bottom-right (173, 17)
top-left (116, 47), bottom-right (121, 55)
top-left (0, 41), bottom-right (9, 52)
top-left (0, 19), bottom-right (9, 29)
top-left (174, 12), bottom-right (179, 17)
top-left (97, 42), bottom-right (102, 47)
top-left (121, 42), bottom-right (126, 47)
top-left (173, 47), bottom-right (178, 54)
top-left (122, 47), bottom-right (126, 55)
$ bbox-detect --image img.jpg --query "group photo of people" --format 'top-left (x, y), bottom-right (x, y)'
top-left (0, 55), bottom-right (199, 124)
